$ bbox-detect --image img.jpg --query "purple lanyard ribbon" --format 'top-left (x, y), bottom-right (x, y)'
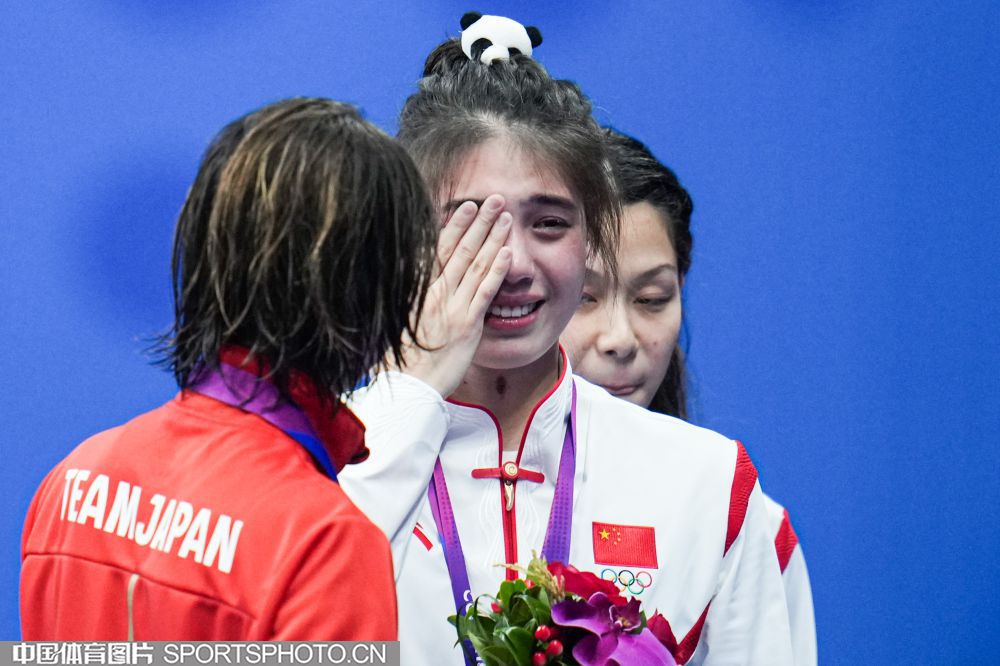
top-left (540, 381), bottom-right (578, 566)
top-left (428, 382), bottom-right (577, 665)
top-left (189, 363), bottom-right (338, 481)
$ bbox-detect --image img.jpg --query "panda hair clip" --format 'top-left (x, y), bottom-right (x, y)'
top-left (460, 12), bottom-right (543, 64)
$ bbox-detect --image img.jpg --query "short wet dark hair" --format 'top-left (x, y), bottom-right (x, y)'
top-left (398, 38), bottom-right (620, 276)
top-left (604, 128), bottom-right (694, 420)
top-left (157, 97), bottom-right (436, 399)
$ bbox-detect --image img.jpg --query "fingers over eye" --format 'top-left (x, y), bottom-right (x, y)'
top-left (437, 200), bottom-right (480, 269)
top-left (455, 211), bottom-right (512, 302)
top-left (470, 248), bottom-right (513, 319)
top-left (442, 194), bottom-right (506, 288)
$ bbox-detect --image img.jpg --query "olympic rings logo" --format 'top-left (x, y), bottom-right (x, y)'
top-left (601, 568), bottom-right (653, 595)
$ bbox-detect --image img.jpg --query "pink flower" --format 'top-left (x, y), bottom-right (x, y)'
top-left (551, 593), bottom-right (676, 666)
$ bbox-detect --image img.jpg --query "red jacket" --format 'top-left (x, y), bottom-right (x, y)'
top-left (21, 366), bottom-right (396, 641)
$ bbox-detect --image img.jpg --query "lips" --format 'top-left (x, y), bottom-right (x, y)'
top-left (484, 299), bottom-right (544, 332)
top-left (488, 302), bottom-right (541, 318)
top-left (600, 383), bottom-right (642, 398)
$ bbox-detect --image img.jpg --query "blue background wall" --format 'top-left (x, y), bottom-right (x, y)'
top-left (3, 1), bottom-right (998, 661)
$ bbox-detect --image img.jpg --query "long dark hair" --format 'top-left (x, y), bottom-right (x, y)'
top-left (397, 37), bottom-right (620, 278)
top-left (156, 97), bottom-right (437, 399)
top-left (604, 129), bottom-right (694, 419)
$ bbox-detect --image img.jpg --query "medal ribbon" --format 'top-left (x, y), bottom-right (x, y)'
top-left (189, 363), bottom-right (338, 481)
top-left (428, 382), bottom-right (577, 665)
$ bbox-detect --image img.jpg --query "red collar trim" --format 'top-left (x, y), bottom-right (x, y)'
top-left (511, 345), bottom-right (569, 465)
top-left (218, 346), bottom-right (369, 472)
top-left (446, 345), bottom-right (571, 466)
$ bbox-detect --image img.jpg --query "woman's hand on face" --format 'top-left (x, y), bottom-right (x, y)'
top-left (397, 194), bottom-right (512, 397)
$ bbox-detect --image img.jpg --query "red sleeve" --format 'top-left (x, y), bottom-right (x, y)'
top-left (22, 491), bottom-right (40, 561)
top-left (269, 515), bottom-right (397, 640)
top-left (774, 508), bottom-right (799, 573)
top-left (724, 441), bottom-right (758, 556)
top-left (22, 464), bottom-right (63, 560)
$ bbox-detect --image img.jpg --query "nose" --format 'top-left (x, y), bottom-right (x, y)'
top-left (501, 223), bottom-right (534, 286)
top-left (595, 298), bottom-right (638, 362)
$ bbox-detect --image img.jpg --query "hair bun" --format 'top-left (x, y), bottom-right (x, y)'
top-left (421, 39), bottom-right (467, 78)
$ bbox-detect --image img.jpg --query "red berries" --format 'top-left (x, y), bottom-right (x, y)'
top-left (532, 625), bottom-right (559, 663)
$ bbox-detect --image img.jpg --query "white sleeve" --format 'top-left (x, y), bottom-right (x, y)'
top-left (337, 372), bottom-right (450, 578)
top-left (783, 545), bottom-right (818, 666)
top-left (695, 482), bottom-right (795, 666)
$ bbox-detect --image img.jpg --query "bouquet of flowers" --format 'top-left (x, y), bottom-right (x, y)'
top-left (449, 556), bottom-right (677, 666)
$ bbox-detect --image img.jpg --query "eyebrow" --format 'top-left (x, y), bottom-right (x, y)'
top-left (442, 194), bottom-right (579, 216)
top-left (584, 263), bottom-right (677, 284)
top-left (442, 198), bottom-right (484, 216)
top-left (527, 194), bottom-right (578, 212)
top-left (632, 263), bottom-right (678, 282)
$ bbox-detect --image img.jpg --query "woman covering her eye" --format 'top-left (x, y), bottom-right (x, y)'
top-left (338, 17), bottom-right (795, 665)
top-left (563, 128), bottom-right (817, 664)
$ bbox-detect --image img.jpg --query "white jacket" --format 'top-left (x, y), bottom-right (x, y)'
top-left (340, 362), bottom-right (794, 665)
top-left (762, 495), bottom-right (817, 665)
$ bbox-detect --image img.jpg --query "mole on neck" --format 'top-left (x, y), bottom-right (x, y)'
top-left (495, 375), bottom-right (507, 396)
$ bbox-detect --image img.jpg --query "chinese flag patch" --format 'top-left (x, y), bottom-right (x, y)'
top-left (592, 522), bottom-right (658, 568)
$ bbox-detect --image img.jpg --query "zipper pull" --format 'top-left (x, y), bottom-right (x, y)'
top-left (503, 479), bottom-right (514, 511)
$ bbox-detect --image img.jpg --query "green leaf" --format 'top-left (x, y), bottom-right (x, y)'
top-left (450, 613), bottom-right (464, 643)
top-left (491, 612), bottom-right (511, 634)
top-left (499, 626), bottom-right (536, 666)
top-left (469, 612), bottom-right (499, 643)
top-left (477, 644), bottom-right (516, 666)
top-left (498, 580), bottom-right (517, 608)
top-left (508, 596), bottom-right (534, 626)
top-left (477, 614), bottom-right (497, 637)
top-left (521, 594), bottom-right (552, 626)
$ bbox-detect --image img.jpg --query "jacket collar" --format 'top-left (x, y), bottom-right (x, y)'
top-left (445, 346), bottom-right (574, 472)
top-left (217, 346), bottom-right (369, 473)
